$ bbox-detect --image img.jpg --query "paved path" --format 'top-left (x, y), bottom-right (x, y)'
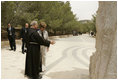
top-left (1, 34), bottom-right (96, 79)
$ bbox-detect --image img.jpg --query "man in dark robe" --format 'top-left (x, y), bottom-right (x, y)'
top-left (25, 21), bottom-right (55, 79)
top-left (7, 23), bottom-right (16, 51)
top-left (20, 23), bottom-right (29, 54)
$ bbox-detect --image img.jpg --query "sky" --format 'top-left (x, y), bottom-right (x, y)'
top-left (70, 1), bottom-right (99, 21)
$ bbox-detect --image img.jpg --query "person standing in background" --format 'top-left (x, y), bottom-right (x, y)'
top-left (20, 23), bottom-right (29, 54)
top-left (7, 23), bottom-right (16, 51)
top-left (38, 22), bottom-right (49, 74)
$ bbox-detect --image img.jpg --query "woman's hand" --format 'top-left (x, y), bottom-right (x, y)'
top-left (50, 41), bottom-right (55, 45)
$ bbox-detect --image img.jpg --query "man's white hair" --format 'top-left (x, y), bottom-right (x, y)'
top-left (30, 21), bottom-right (38, 26)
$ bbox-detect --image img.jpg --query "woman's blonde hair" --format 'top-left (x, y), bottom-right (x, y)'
top-left (40, 22), bottom-right (47, 28)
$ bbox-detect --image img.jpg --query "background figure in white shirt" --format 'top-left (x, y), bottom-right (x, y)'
top-left (38, 22), bottom-right (49, 73)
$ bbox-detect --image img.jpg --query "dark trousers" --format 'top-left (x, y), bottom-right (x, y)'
top-left (22, 39), bottom-right (27, 53)
top-left (8, 36), bottom-right (16, 50)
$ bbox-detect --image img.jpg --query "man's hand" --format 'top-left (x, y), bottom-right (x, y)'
top-left (50, 41), bottom-right (55, 45)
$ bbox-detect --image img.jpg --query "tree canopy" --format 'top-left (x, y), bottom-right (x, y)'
top-left (1, 1), bottom-right (96, 35)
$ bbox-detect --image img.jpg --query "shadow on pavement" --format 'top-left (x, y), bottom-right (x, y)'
top-left (46, 67), bottom-right (89, 79)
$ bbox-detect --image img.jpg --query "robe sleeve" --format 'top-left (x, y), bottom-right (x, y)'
top-left (33, 31), bottom-right (50, 47)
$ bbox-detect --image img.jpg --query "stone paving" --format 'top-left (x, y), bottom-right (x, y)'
top-left (1, 34), bottom-right (96, 79)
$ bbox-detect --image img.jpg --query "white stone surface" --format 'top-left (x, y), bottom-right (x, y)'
top-left (89, 1), bottom-right (117, 79)
top-left (1, 34), bottom-right (95, 79)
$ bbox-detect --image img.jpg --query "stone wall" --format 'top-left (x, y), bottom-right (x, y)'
top-left (89, 1), bottom-right (117, 79)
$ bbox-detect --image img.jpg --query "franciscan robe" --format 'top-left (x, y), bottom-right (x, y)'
top-left (25, 28), bottom-right (50, 79)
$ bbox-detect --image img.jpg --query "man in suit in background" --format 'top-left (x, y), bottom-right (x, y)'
top-left (7, 23), bottom-right (16, 51)
top-left (20, 23), bottom-right (29, 54)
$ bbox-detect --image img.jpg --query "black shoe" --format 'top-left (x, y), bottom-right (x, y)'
top-left (22, 51), bottom-right (24, 54)
top-left (9, 49), bottom-right (13, 51)
top-left (24, 50), bottom-right (27, 53)
top-left (38, 75), bottom-right (42, 79)
top-left (14, 49), bottom-right (16, 51)
top-left (32, 76), bottom-right (41, 79)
